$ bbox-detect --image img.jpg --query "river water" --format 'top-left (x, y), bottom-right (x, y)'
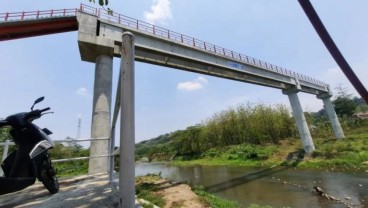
top-left (136, 163), bottom-right (368, 208)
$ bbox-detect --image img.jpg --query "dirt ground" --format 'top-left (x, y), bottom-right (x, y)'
top-left (154, 179), bottom-right (206, 208)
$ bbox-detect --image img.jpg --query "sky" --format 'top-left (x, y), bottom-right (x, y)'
top-left (0, 0), bottom-right (367, 145)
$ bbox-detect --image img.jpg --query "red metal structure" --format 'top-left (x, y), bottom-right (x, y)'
top-left (0, 8), bottom-right (78, 41)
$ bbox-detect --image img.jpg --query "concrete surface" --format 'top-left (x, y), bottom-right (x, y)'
top-left (0, 174), bottom-right (140, 208)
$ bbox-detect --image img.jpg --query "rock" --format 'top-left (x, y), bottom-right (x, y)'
top-left (359, 184), bottom-right (363, 187)
top-left (345, 197), bottom-right (351, 200)
top-left (314, 186), bottom-right (324, 194)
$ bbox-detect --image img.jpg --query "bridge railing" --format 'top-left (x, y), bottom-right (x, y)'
top-left (0, 4), bottom-right (327, 87)
top-left (0, 8), bottom-right (78, 21)
top-left (79, 4), bottom-right (327, 87)
top-left (0, 137), bottom-right (112, 177)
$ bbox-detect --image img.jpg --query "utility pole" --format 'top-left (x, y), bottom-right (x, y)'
top-left (77, 118), bottom-right (81, 139)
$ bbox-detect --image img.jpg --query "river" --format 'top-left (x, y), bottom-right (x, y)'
top-left (136, 163), bottom-right (368, 208)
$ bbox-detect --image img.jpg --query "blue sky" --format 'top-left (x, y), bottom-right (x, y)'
top-left (0, 0), bottom-right (367, 145)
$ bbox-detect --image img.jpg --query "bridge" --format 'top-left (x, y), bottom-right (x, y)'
top-left (0, 4), bottom-right (345, 207)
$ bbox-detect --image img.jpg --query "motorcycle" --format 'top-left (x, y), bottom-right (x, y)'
top-left (0, 97), bottom-right (59, 195)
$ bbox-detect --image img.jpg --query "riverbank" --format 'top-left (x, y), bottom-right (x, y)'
top-left (136, 174), bottom-right (241, 208)
top-left (136, 163), bottom-right (368, 207)
top-left (169, 131), bottom-right (368, 172)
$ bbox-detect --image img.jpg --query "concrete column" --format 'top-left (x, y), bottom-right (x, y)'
top-left (119, 32), bottom-right (135, 208)
top-left (88, 55), bottom-right (113, 174)
top-left (321, 97), bottom-right (345, 139)
top-left (286, 92), bottom-right (315, 153)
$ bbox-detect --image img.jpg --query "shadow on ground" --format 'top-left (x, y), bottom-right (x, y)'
top-left (205, 149), bottom-right (306, 193)
top-left (0, 174), bottom-right (123, 208)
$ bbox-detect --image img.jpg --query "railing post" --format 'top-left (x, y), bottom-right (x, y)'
top-left (2, 140), bottom-right (10, 162)
top-left (109, 127), bottom-right (115, 182)
top-left (168, 30), bottom-right (170, 39)
top-left (118, 14), bottom-right (121, 24)
top-left (119, 32), bottom-right (136, 208)
top-left (153, 25), bottom-right (155, 35)
top-left (136, 20), bottom-right (139, 29)
top-left (180, 34), bottom-right (183, 43)
top-left (51, 10), bottom-right (54, 17)
top-left (5, 12), bottom-right (9, 21)
top-left (21, 11), bottom-right (25, 20)
top-left (193, 38), bottom-right (195, 47)
top-left (0, 140), bottom-right (10, 176)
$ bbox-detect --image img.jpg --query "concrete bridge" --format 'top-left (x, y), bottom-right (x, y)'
top-left (0, 4), bottom-right (345, 207)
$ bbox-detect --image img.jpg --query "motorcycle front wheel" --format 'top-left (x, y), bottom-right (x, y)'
top-left (38, 155), bottom-right (59, 194)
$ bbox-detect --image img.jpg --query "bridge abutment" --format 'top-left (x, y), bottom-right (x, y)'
top-left (88, 54), bottom-right (113, 174)
top-left (317, 93), bottom-right (345, 139)
top-left (283, 86), bottom-right (315, 154)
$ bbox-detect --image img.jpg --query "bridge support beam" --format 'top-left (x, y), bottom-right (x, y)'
top-left (317, 94), bottom-right (345, 139)
top-left (119, 32), bottom-right (136, 208)
top-left (283, 87), bottom-right (315, 153)
top-left (88, 54), bottom-right (113, 174)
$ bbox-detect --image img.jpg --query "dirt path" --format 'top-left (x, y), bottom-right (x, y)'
top-left (155, 179), bottom-right (206, 208)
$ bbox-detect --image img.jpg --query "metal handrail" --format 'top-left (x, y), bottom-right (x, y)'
top-left (78, 4), bottom-right (327, 87)
top-left (0, 8), bottom-right (78, 21)
top-left (0, 137), bottom-right (112, 164)
top-left (0, 4), bottom-right (327, 87)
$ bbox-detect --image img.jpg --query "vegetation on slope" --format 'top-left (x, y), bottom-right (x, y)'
top-left (136, 92), bottom-right (368, 170)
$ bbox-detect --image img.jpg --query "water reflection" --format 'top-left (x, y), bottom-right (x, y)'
top-left (136, 163), bottom-right (368, 208)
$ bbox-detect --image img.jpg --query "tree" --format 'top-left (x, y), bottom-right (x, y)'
top-left (89, 0), bottom-right (109, 6)
top-left (332, 84), bottom-right (357, 117)
top-left (333, 97), bottom-right (357, 117)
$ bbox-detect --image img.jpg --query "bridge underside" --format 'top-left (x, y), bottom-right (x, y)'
top-left (0, 16), bottom-right (77, 41)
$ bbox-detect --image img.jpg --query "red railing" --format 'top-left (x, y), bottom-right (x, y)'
top-left (0, 8), bottom-right (78, 21)
top-left (0, 4), bottom-right (327, 87)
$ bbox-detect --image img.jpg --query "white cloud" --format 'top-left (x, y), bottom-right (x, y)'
top-left (144, 0), bottom-right (173, 25)
top-left (320, 61), bottom-right (368, 97)
top-left (197, 76), bottom-right (208, 83)
top-left (76, 87), bottom-right (88, 97)
top-left (177, 76), bottom-right (208, 91)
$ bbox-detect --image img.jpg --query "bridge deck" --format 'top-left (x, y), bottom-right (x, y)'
top-left (0, 174), bottom-right (131, 208)
top-left (0, 4), bottom-right (330, 96)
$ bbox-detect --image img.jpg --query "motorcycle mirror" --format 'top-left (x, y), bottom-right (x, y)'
top-left (31, 96), bottom-right (45, 110)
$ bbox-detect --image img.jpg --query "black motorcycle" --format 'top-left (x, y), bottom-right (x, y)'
top-left (0, 97), bottom-right (59, 195)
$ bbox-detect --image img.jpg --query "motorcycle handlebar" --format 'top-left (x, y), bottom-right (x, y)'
top-left (25, 107), bottom-right (50, 120)
top-left (0, 120), bottom-right (9, 127)
top-left (40, 107), bottom-right (50, 113)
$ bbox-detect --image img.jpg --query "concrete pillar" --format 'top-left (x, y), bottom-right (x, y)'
top-left (284, 91), bottom-right (315, 153)
top-left (88, 55), bottom-right (113, 174)
top-left (119, 32), bottom-right (135, 208)
top-left (321, 97), bottom-right (345, 139)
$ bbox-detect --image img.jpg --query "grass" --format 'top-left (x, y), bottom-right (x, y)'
top-left (172, 126), bottom-right (368, 171)
top-left (192, 185), bottom-right (240, 208)
top-left (192, 185), bottom-right (272, 208)
top-left (135, 174), bottom-right (165, 208)
top-left (53, 160), bottom-right (88, 178)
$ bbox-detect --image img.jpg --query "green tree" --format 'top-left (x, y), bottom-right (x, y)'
top-left (333, 97), bottom-right (357, 117)
top-left (332, 84), bottom-right (357, 117)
